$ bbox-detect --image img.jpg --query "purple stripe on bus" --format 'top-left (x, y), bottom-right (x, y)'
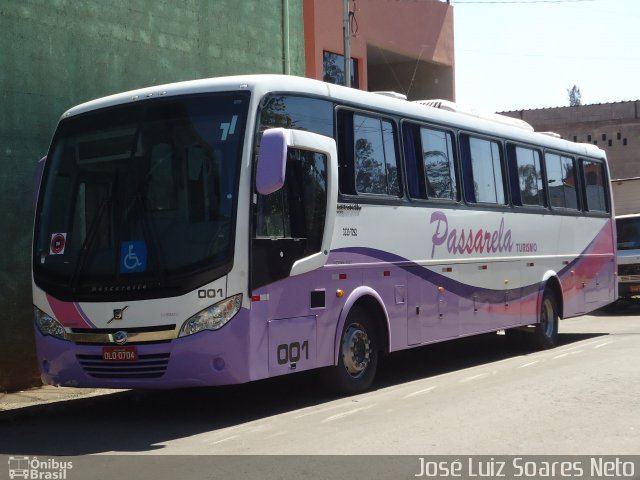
top-left (330, 247), bottom-right (540, 304)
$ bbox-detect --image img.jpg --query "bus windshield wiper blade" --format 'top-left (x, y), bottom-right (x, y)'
top-left (133, 192), bottom-right (167, 281)
top-left (70, 175), bottom-right (118, 289)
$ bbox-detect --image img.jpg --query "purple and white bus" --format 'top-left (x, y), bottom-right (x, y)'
top-left (32, 75), bottom-right (616, 394)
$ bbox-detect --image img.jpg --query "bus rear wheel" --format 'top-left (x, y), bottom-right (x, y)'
top-left (323, 307), bottom-right (379, 395)
top-left (531, 289), bottom-right (559, 349)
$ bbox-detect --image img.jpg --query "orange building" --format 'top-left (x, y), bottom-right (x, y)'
top-left (303, 0), bottom-right (455, 101)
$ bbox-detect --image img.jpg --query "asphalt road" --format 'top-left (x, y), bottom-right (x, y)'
top-left (1, 308), bottom-right (638, 457)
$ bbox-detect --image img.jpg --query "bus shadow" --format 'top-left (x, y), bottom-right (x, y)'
top-left (375, 331), bottom-right (606, 388)
top-left (591, 302), bottom-right (640, 316)
top-left (0, 331), bottom-right (606, 456)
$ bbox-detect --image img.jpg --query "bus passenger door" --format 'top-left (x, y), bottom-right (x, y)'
top-left (252, 129), bottom-right (338, 293)
top-left (252, 129), bottom-right (339, 372)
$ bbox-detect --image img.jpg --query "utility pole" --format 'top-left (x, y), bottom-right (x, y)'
top-left (343, 0), bottom-right (351, 87)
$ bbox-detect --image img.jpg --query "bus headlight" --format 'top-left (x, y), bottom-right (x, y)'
top-left (179, 294), bottom-right (242, 337)
top-left (34, 307), bottom-right (67, 340)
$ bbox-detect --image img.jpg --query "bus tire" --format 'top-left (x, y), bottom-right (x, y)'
top-left (323, 307), bottom-right (379, 395)
top-left (531, 288), bottom-right (559, 349)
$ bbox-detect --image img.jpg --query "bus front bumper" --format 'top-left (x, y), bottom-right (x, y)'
top-left (618, 280), bottom-right (640, 299)
top-left (34, 310), bottom-right (260, 389)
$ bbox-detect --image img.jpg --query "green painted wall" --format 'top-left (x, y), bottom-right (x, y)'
top-left (0, 0), bottom-right (304, 391)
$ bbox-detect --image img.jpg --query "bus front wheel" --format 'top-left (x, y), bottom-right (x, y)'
top-left (323, 307), bottom-right (379, 395)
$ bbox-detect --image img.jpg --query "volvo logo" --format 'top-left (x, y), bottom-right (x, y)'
top-left (113, 331), bottom-right (128, 345)
top-left (107, 306), bottom-right (129, 324)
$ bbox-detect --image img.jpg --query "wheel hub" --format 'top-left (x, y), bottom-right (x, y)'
top-left (341, 324), bottom-right (371, 378)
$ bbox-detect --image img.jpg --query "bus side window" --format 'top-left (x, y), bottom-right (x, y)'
top-left (546, 153), bottom-right (579, 210)
top-left (338, 110), bottom-right (400, 197)
top-left (258, 94), bottom-right (334, 138)
top-left (354, 114), bottom-right (399, 196)
top-left (419, 126), bottom-right (457, 201)
top-left (460, 134), bottom-right (506, 205)
top-left (403, 123), bottom-right (458, 201)
top-left (582, 159), bottom-right (608, 213)
top-left (256, 148), bottom-right (327, 244)
top-left (402, 124), bottom-right (425, 198)
top-left (507, 144), bottom-right (545, 207)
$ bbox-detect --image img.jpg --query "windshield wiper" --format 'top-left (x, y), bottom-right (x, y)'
top-left (124, 191), bottom-right (167, 282)
top-left (70, 176), bottom-right (117, 289)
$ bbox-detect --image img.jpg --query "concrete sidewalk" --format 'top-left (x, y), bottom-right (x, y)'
top-left (0, 386), bottom-right (125, 418)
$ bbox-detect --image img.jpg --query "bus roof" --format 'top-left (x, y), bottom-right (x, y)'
top-left (61, 74), bottom-right (606, 160)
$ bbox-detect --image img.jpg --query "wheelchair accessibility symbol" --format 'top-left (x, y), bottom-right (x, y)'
top-left (120, 240), bottom-right (148, 273)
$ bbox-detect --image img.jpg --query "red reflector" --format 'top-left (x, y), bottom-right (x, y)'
top-left (527, 262), bottom-right (535, 267)
top-left (478, 265), bottom-right (487, 270)
top-left (251, 295), bottom-right (261, 302)
top-left (442, 267), bottom-right (452, 273)
top-left (339, 273), bottom-right (347, 280)
top-left (383, 271), bottom-right (391, 277)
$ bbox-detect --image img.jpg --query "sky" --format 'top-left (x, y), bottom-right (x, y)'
top-left (452, 0), bottom-right (640, 112)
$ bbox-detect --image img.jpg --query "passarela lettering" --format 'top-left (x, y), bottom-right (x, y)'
top-left (430, 210), bottom-right (513, 258)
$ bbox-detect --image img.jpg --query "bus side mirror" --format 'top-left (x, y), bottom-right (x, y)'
top-left (256, 128), bottom-right (289, 195)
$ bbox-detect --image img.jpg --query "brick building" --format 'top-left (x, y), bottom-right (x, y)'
top-left (501, 101), bottom-right (640, 181)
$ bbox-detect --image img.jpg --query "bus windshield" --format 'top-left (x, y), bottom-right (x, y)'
top-left (617, 216), bottom-right (640, 250)
top-left (33, 92), bottom-right (249, 300)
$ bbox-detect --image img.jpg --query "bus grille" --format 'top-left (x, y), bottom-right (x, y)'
top-left (619, 275), bottom-right (640, 283)
top-left (618, 264), bottom-right (640, 276)
top-left (76, 353), bottom-right (170, 379)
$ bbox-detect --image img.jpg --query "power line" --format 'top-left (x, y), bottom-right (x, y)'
top-left (452, 0), bottom-right (598, 4)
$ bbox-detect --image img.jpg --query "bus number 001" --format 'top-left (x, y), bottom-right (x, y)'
top-left (277, 341), bottom-right (309, 365)
top-left (198, 288), bottom-right (223, 299)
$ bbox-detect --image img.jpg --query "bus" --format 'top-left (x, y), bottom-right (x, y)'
top-left (32, 75), bottom-right (616, 394)
top-left (615, 213), bottom-right (640, 303)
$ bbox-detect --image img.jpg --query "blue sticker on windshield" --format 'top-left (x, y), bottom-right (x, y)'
top-left (120, 240), bottom-right (148, 273)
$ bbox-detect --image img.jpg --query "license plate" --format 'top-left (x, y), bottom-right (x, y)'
top-left (630, 285), bottom-right (640, 293)
top-left (102, 346), bottom-right (137, 362)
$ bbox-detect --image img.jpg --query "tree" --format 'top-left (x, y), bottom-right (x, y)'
top-left (567, 85), bottom-right (582, 106)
